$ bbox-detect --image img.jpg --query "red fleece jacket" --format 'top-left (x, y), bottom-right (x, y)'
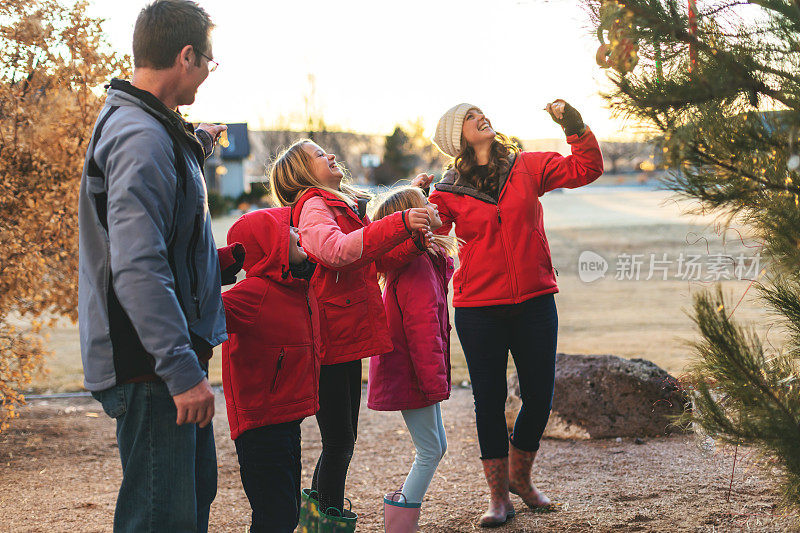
top-left (220, 207), bottom-right (321, 440)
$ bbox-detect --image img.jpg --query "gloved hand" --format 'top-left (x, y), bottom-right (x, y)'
top-left (218, 242), bottom-right (245, 285)
top-left (546, 99), bottom-right (585, 137)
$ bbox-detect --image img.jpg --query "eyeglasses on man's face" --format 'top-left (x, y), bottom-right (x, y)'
top-left (197, 50), bottom-right (218, 72)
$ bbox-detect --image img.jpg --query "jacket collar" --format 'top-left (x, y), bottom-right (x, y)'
top-left (106, 78), bottom-right (205, 163)
top-left (292, 187), bottom-right (368, 227)
top-left (433, 153), bottom-right (518, 205)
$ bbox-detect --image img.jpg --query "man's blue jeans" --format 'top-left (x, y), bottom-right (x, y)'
top-left (92, 381), bottom-right (217, 533)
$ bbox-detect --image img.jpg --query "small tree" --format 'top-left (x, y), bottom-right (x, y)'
top-left (584, 0), bottom-right (800, 513)
top-left (0, 0), bottom-right (129, 430)
top-left (372, 126), bottom-right (418, 185)
top-left (405, 117), bottom-right (449, 176)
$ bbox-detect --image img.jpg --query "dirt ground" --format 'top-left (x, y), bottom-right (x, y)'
top-left (6, 191), bottom-right (789, 531)
top-left (0, 389), bottom-right (793, 532)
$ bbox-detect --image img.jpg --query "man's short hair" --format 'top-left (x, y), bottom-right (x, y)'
top-left (133, 0), bottom-right (214, 70)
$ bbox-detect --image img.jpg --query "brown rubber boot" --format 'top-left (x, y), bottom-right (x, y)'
top-left (479, 457), bottom-right (515, 527)
top-left (508, 442), bottom-right (552, 509)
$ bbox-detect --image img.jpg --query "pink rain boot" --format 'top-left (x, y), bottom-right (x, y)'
top-left (384, 491), bottom-right (421, 533)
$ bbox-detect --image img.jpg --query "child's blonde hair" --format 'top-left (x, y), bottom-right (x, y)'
top-left (371, 186), bottom-right (461, 259)
top-left (269, 139), bottom-right (367, 207)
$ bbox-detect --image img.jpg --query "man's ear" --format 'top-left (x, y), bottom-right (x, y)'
top-left (176, 44), bottom-right (194, 70)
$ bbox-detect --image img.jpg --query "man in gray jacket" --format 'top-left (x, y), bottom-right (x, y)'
top-left (78, 1), bottom-right (228, 531)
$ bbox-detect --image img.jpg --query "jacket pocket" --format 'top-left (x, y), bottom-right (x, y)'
top-left (270, 348), bottom-right (285, 393)
top-left (535, 229), bottom-right (554, 277)
top-left (228, 346), bottom-right (280, 410)
top-left (185, 207), bottom-right (204, 322)
top-left (320, 290), bottom-right (370, 347)
top-left (269, 345), bottom-right (314, 407)
top-left (456, 244), bottom-right (475, 294)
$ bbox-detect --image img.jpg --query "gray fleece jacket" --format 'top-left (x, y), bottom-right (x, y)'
top-left (78, 79), bottom-right (227, 395)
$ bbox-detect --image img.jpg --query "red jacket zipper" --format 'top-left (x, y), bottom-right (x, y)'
top-left (270, 348), bottom-right (285, 392)
top-left (305, 286), bottom-right (318, 395)
top-left (496, 167), bottom-right (520, 300)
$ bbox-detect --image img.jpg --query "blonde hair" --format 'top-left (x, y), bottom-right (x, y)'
top-left (371, 186), bottom-right (461, 259)
top-left (269, 139), bottom-right (367, 207)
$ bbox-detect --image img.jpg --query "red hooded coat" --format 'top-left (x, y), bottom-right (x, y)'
top-left (367, 252), bottom-right (454, 411)
top-left (221, 207), bottom-right (321, 440)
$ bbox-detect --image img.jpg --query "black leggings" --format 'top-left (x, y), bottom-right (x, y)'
top-left (454, 293), bottom-right (558, 459)
top-left (311, 359), bottom-right (362, 513)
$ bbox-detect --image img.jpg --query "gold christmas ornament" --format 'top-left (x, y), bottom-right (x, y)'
top-left (595, 1), bottom-right (640, 74)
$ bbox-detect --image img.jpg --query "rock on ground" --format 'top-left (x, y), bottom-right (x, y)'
top-left (506, 353), bottom-right (688, 439)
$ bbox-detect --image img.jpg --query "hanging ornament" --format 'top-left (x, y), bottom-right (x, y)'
top-left (654, 32), bottom-right (663, 83)
top-left (688, 0), bottom-right (698, 72)
top-left (595, 0), bottom-right (639, 74)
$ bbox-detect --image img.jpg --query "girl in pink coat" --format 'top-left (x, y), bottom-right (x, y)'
top-left (368, 186), bottom-right (459, 532)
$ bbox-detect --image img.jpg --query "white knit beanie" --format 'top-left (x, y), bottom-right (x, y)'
top-left (432, 103), bottom-right (479, 158)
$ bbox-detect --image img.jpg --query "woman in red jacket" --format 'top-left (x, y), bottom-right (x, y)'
top-left (368, 187), bottom-right (459, 532)
top-left (220, 207), bottom-right (321, 532)
top-left (269, 139), bottom-right (433, 530)
top-left (428, 100), bottom-right (604, 527)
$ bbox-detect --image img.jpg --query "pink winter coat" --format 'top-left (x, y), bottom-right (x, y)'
top-left (367, 252), bottom-right (454, 411)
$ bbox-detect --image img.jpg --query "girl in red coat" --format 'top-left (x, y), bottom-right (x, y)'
top-left (367, 187), bottom-right (459, 532)
top-left (428, 100), bottom-right (604, 526)
top-left (220, 207), bottom-right (321, 532)
top-left (269, 139), bottom-right (433, 529)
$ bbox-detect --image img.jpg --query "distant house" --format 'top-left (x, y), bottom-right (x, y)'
top-left (203, 122), bottom-right (251, 198)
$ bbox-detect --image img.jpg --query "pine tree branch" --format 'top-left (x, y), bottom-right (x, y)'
top-left (694, 290), bottom-right (800, 434)
top-left (749, 0), bottom-right (800, 26)
top-left (689, 143), bottom-right (800, 195)
top-left (701, 1), bottom-right (752, 18)
top-left (621, 2), bottom-right (800, 110)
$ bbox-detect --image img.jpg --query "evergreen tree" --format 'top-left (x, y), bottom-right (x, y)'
top-left (372, 126), bottom-right (418, 185)
top-left (584, 0), bottom-right (800, 510)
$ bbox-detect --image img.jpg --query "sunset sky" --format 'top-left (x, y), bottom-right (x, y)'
top-left (88, 0), bottom-right (643, 140)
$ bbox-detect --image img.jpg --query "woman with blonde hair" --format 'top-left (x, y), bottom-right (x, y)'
top-left (428, 100), bottom-right (604, 527)
top-left (269, 139), bottom-right (433, 532)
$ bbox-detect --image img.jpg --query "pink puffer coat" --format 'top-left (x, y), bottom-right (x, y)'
top-left (367, 252), bottom-right (454, 411)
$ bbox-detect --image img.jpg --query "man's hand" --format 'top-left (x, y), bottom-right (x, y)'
top-left (411, 173), bottom-right (434, 190)
top-left (196, 123), bottom-right (228, 143)
top-left (173, 378), bottom-right (215, 427)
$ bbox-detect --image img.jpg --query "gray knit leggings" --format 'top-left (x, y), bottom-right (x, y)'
top-left (399, 402), bottom-right (447, 504)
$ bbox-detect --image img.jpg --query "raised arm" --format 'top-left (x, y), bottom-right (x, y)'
top-left (298, 196), bottom-right (420, 272)
top-left (537, 99), bottom-right (604, 195)
top-left (375, 237), bottom-right (426, 273)
top-left (428, 189), bottom-right (455, 236)
top-left (536, 128), bottom-right (604, 196)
